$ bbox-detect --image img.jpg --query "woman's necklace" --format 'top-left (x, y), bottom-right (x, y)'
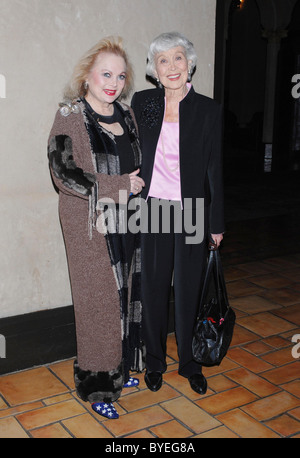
top-left (160, 128), bottom-right (180, 173)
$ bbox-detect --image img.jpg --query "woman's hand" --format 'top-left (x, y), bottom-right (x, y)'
top-left (211, 233), bottom-right (223, 247)
top-left (129, 169), bottom-right (145, 195)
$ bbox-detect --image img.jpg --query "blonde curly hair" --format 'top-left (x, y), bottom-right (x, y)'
top-left (63, 36), bottom-right (134, 102)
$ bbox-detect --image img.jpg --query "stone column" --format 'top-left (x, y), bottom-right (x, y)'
top-left (256, 0), bottom-right (298, 171)
top-left (261, 29), bottom-right (287, 171)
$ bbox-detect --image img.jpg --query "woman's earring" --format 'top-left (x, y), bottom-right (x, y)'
top-left (187, 69), bottom-right (192, 82)
top-left (84, 81), bottom-right (89, 90)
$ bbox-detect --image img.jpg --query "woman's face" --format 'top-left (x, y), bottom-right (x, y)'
top-left (155, 46), bottom-right (190, 92)
top-left (85, 52), bottom-right (127, 110)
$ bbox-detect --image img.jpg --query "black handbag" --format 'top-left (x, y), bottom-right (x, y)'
top-left (192, 242), bottom-right (236, 366)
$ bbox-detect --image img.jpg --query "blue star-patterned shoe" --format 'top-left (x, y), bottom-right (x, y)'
top-left (91, 402), bottom-right (119, 419)
top-left (123, 377), bottom-right (139, 388)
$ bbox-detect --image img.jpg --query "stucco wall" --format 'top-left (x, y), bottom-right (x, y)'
top-left (0, 0), bottom-right (216, 319)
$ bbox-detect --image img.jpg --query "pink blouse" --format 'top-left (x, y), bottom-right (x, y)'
top-left (148, 120), bottom-right (181, 202)
top-left (148, 84), bottom-right (191, 205)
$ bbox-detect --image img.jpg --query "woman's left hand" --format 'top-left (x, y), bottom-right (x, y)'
top-left (211, 233), bottom-right (223, 247)
top-left (129, 169), bottom-right (145, 195)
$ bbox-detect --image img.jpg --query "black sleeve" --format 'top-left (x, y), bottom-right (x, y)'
top-left (48, 134), bottom-right (96, 198)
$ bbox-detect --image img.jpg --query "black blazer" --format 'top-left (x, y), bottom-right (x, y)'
top-left (131, 86), bottom-right (225, 234)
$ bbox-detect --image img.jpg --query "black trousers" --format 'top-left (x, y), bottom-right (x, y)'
top-left (141, 198), bottom-right (208, 378)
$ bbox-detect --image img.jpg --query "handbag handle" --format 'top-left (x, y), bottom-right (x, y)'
top-left (208, 240), bottom-right (218, 251)
top-left (197, 241), bottom-right (229, 317)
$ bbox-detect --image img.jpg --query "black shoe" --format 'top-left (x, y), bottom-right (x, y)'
top-left (145, 371), bottom-right (163, 392)
top-left (188, 373), bottom-right (207, 395)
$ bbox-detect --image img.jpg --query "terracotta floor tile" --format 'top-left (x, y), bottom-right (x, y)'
top-left (202, 357), bottom-right (239, 378)
top-left (196, 386), bottom-right (257, 415)
top-left (281, 380), bottom-right (300, 398)
top-left (226, 279), bottom-right (266, 297)
top-left (290, 407), bottom-right (300, 421)
top-left (0, 367), bottom-right (68, 405)
top-left (241, 391), bottom-right (300, 421)
top-left (233, 308), bottom-right (247, 318)
top-left (216, 409), bottom-right (279, 438)
top-left (0, 416), bottom-right (29, 438)
top-left (163, 370), bottom-right (213, 400)
top-left (195, 425), bottom-right (239, 438)
top-left (118, 384), bottom-right (179, 412)
top-left (31, 423), bottom-right (72, 438)
top-left (265, 414), bottom-right (300, 437)
top-left (206, 374), bottom-right (237, 392)
top-left (0, 401), bottom-right (43, 419)
top-left (272, 304), bottom-right (300, 326)
top-left (125, 430), bottom-right (155, 438)
top-left (261, 347), bottom-right (295, 366)
top-left (49, 359), bottom-right (75, 389)
top-left (263, 335), bottom-right (291, 348)
top-left (281, 327), bottom-right (300, 340)
top-left (262, 362), bottom-right (300, 385)
top-left (150, 419), bottom-right (192, 438)
top-left (237, 312), bottom-right (296, 337)
top-left (16, 399), bottom-right (86, 430)
top-left (0, 397), bottom-right (7, 410)
top-left (237, 261), bottom-right (278, 276)
top-left (260, 289), bottom-right (300, 307)
top-left (249, 273), bottom-right (294, 289)
top-left (262, 257), bottom-right (299, 271)
top-left (243, 340), bottom-right (273, 355)
top-left (226, 368), bottom-right (280, 397)
top-left (43, 393), bottom-right (73, 405)
top-left (230, 295), bottom-right (281, 314)
top-left (230, 324), bottom-right (260, 347)
top-left (166, 361), bottom-right (179, 372)
top-left (103, 405), bottom-right (172, 437)
top-left (62, 413), bottom-right (113, 438)
top-left (280, 267), bottom-right (300, 283)
top-left (206, 359), bottom-right (241, 377)
top-left (162, 397), bottom-right (221, 434)
top-left (166, 333), bottom-right (179, 362)
top-left (224, 266), bottom-right (252, 281)
top-left (227, 347), bottom-right (274, 372)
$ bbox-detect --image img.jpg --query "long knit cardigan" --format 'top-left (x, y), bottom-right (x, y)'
top-left (48, 100), bottom-right (144, 403)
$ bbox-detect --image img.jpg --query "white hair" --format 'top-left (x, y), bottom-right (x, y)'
top-left (146, 32), bottom-right (197, 79)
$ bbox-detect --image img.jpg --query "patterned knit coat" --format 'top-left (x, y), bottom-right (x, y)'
top-left (48, 99), bottom-right (144, 403)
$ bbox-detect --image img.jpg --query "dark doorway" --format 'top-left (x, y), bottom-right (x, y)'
top-left (215, 0), bottom-right (267, 182)
top-left (273, 1), bottom-right (300, 172)
top-left (214, 0), bottom-right (300, 259)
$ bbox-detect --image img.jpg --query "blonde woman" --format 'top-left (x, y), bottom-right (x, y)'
top-left (48, 37), bottom-right (145, 419)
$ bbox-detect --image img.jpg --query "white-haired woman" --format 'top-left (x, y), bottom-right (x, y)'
top-left (132, 32), bottom-right (224, 395)
top-left (48, 37), bottom-right (145, 419)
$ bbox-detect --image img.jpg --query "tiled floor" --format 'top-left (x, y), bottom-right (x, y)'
top-left (0, 252), bottom-right (299, 438)
top-left (0, 172), bottom-right (299, 438)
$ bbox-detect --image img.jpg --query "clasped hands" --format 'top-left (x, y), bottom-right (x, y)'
top-left (129, 169), bottom-right (145, 195)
